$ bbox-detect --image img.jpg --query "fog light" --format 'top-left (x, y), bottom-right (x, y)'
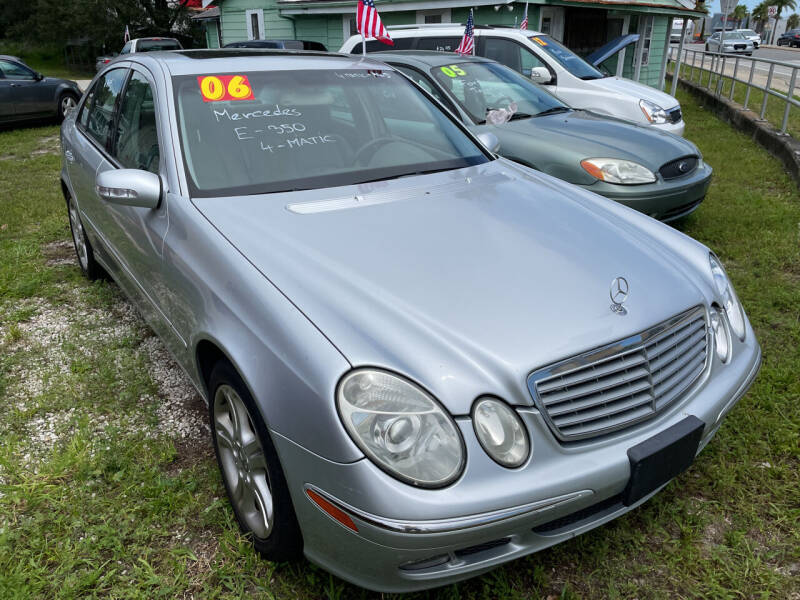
top-left (472, 397), bottom-right (530, 468)
top-left (710, 307), bottom-right (731, 363)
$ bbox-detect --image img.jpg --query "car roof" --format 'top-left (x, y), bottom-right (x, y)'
top-left (135, 37), bottom-right (180, 42)
top-left (380, 24), bottom-right (545, 37)
top-left (0, 55), bottom-right (23, 63)
top-left (369, 50), bottom-right (493, 69)
top-left (126, 49), bottom-right (396, 76)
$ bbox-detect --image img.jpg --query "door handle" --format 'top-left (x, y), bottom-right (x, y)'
top-left (64, 150), bottom-right (74, 163)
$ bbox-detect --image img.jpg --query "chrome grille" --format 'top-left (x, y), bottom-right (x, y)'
top-left (528, 307), bottom-right (708, 442)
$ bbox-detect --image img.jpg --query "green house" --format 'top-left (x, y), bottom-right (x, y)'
top-left (196, 0), bottom-right (704, 89)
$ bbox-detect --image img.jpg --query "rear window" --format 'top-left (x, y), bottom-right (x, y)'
top-left (138, 39), bottom-right (182, 52)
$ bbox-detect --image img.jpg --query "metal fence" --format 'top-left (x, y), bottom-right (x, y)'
top-left (667, 46), bottom-right (800, 135)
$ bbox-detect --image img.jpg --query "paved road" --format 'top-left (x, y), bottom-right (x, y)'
top-left (672, 43), bottom-right (800, 96)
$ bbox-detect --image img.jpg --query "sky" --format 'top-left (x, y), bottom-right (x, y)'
top-left (706, 0), bottom-right (792, 14)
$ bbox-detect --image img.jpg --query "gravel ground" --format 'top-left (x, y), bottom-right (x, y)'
top-left (2, 264), bottom-right (210, 476)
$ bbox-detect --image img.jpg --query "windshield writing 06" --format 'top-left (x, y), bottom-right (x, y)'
top-left (529, 35), bottom-right (604, 80)
top-left (174, 69), bottom-right (488, 197)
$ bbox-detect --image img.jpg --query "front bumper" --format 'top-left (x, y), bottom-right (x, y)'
top-left (584, 161), bottom-right (712, 222)
top-left (652, 118), bottom-right (685, 137)
top-left (721, 47), bottom-right (753, 54)
top-left (272, 324), bottom-right (761, 593)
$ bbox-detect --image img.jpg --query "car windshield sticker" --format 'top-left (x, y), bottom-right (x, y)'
top-left (531, 36), bottom-right (548, 46)
top-left (439, 65), bottom-right (467, 78)
top-left (197, 75), bottom-right (255, 102)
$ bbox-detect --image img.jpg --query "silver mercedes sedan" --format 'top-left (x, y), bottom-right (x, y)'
top-left (60, 50), bottom-right (761, 593)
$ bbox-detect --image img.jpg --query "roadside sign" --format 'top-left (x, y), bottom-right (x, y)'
top-left (768, 5), bottom-right (778, 17)
top-left (720, 0), bottom-right (737, 15)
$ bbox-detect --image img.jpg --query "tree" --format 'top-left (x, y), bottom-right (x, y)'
top-left (732, 4), bottom-right (748, 27)
top-left (769, 0), bottom-right (798, 42)
top-left (6, 0), bottom-right (200, 49)
top-left (752, 1), bottom-right (769, 31)
top-left (788, 12), bottom-right (800, 28)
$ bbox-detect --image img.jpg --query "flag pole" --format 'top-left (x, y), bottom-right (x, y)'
top-left (362, 33), bottom-right (366, 56)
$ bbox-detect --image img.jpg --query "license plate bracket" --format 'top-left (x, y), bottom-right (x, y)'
top-left (623, 415), bottom-right (705, 506)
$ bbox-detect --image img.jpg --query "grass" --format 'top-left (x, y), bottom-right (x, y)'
top-left (669, 61), bottom-right (800, 138)
top-left (0, 90), bottom-right (799, 599)
top-left (0, 42), bottom-right (93, 81)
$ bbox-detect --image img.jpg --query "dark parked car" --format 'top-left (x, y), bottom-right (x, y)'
top-left (777, 29), bottom-right (800, 47)
top-left (96, 37), bottom-right (183, 71)
top-left (223, 39), bottom-right (327, 51)
top-left (0, 55), bottom-right (82, 124)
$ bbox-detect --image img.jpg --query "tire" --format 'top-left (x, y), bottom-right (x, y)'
top-left (58, 91), bottom-right (79, 123)
top-left (705, 43), bottom-right (709, 51)
top-left (67, 193), bottom-right (103, 280)
top-left (209, 361), bottom-right (303, 562)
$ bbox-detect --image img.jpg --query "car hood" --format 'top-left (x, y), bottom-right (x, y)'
top-left (588, 75), bottom-right (680, 110)
top-left (585, 34), bottom-right (640, 66)
top-left (482, 110), bottom-right (697, 172)
top-left (193, 160), bottom-right (707, 415)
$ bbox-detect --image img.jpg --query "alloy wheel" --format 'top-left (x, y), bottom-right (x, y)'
top-left (213, 384), bottom-right (274, 539)
top-left (61, 95), bottom-right (77, 117)
top-left (68, 197), bottom-right (89, 270)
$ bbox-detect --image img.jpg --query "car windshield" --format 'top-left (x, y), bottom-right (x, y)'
top-left (527, 35), bottom-right (604, 80)
top-left (139, 39), bottom-right (182, 52)
top-left (739, 30), bottom-right (757, 36)
top-left (429, 61), bottom-right (569, 124)
top-left (173, 68), bottom-right (488, 197)
top-left (721, 32), bottom-right (746, 40)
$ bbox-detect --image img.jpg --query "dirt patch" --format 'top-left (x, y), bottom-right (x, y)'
top-left (42, 240), bottom-right (76, 267)
top-left (31, 135), bottom-right (61, 157)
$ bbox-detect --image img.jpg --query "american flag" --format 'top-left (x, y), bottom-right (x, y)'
top-left (455, 9), bottom-right (474, 55)
top-left (357, 0), bottom-right (394, 46)
top-left (520, 3), bottom-right (529, 30)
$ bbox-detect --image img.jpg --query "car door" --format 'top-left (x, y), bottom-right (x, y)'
top-left (69, 67), bottom-right (129, 266)
top-left (0, 59), bottom-right (49, 117)
top-left (0, 72), bottom-right (13, 121)
top-left (101, 66), bottom-right (184, 353)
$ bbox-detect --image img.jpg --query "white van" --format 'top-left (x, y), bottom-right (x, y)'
top-left (341, 25), bottom-right (685, 136)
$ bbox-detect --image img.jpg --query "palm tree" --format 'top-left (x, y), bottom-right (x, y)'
top-left (788, 12), bottom-right (800, 28)
top-left (732, 4), bottom-right (748, 27)
top-left (752, 1), bottom-right (769, 31)
top-left (770, 0), bottom-right (798, 43)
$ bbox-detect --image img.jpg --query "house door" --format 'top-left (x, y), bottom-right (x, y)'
top-left (539, 7), bottom-right (565, 42)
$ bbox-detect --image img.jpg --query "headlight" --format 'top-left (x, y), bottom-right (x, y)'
top-left (472, 398), bottom-right (529, 468)
top-left (580, 158), bottom-right (656, 184)
top-left (709, 254), bottom-right (746, 340)
top-left (709, 307), bottom-right (731, 363)
top-left (337, 369), bottom-right (465, 488)
top-left (639, 99), bottom-right (669, 124)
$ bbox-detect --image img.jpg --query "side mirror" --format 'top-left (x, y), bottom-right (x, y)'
top-left (476, 132), bottom-right (501, 153)
top-left (35, 72), bottom-right (44, 81)
top-left (96, 169), bottom-right (162, 209)
top-left (530, 66), bottom-right (553, 85)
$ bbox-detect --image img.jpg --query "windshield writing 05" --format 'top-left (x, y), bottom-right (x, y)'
top-left (174, 69), bottom-right (488, 197)
top-left (529, 35), bottom-right (604, 80)
top-left (431, 61), bottom-right (568, 124)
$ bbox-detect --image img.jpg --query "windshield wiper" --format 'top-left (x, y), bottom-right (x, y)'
top-left (534, 107), bottom-right (572, 117)
top-left (356, 167), bottom-right (455, 185)
top-left (506, 112), bottom-right (534, 121)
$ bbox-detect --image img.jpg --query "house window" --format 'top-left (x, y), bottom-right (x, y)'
top-left (637, 15), bottom-right (653, 67)
top-left (416, 9), bottom-right (451, 24)
top-left (343, 15), bottom-right (358, 41)
top-left (246, 9), bottom-right (265, 41)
